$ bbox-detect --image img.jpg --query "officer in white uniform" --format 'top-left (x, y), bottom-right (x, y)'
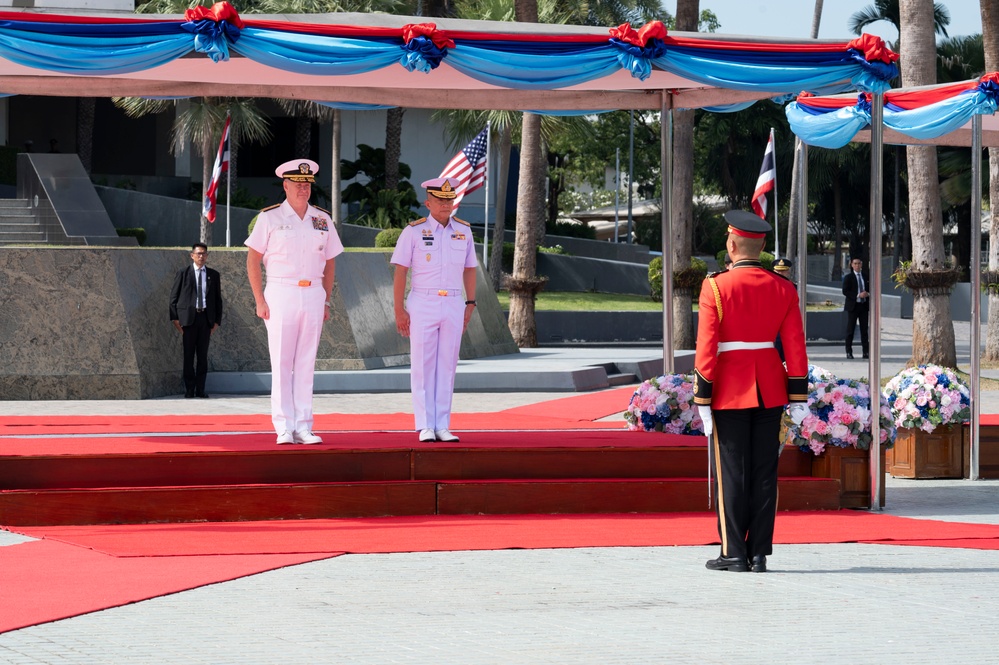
top-left (246, 159), bottom-right (344, 445)
top-left (391, 177), bottom-right (478, 442)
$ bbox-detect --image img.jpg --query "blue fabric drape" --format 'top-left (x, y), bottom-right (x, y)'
top-left (0, 25), bottom-right (192, 75)
top-left (788, 81), bottom-right (999, 149)
top-left (234, 27), bottom-right (401, 76)
top-left (885, 89), bottom-right (998, 140)
top-left (0, 13), bottom-right (900, 98)
top-left (786, 101), bottom-right (872, 149)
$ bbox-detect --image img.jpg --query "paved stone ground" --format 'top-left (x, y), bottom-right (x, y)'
top-left (2, 322), bottom-right (999, 663)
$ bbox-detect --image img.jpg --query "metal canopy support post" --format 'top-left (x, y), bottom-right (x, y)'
top-left (971, 114), bottom-right (983, 481)
top-left (869, 93), bottom-right (884, 511)
top-left (662, 93), bottom-right (674, 374)
top-left (797, 138), bottom-right (808, 335)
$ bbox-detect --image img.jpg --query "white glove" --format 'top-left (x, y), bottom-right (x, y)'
top-left (788, 403), bottom-right (810, 425)
top-left (698, 405), bottom-right (713, 438)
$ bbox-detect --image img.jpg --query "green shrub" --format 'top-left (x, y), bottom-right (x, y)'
top-left (375, 227), bottom-right (404, 248)
top-left (714, 249), bottom-right (775, 270)
top-left (549, 220), bottom-right (596, 239)
top-left (116, 228), bottom-right (147, 246)
top-left (502, 241), bottom-right (515, 272)
top-left (538, 244), bottom-right (568, 255)
top-left (649, 256), bottom-right (708, 302)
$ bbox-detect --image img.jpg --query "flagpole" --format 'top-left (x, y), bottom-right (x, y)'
top-left (483, 121), bottom-right (491, 270)
top-left (771, 128), bottom-right (779, 259)
top-left (225, 148), bottom-right (231, 248)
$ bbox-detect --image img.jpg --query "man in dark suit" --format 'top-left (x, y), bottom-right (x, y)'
top-left (841, 256), bottom-right (870, 359)
top-left (170, 243), bottom-right (223, 398)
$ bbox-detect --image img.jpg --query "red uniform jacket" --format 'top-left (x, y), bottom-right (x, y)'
top-left (693, 260), bottom-right (808, 410)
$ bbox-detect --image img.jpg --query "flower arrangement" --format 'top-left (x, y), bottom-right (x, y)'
top-left (882, 364), bottom-right (971, 433)
top-left (784, 377), bottom-right (896, 455)
top-left (625, 373), bottom-right (704, 435)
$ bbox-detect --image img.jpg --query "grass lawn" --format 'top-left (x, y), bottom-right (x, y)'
top-left (495, 291), bottom-right (842, 312)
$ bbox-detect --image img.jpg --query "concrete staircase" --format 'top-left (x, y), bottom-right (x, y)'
top-left (0, 199), bottom-right (44, 245)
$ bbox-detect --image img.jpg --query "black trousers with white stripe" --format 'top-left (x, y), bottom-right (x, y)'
top-left (711, 405), bottom-right (784, 562)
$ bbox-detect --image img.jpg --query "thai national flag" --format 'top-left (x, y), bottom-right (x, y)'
top-left (203, 114), bottom-right (231, 223)
top-left (751, 129), bottom-right (775, 220)
top-left (439, 127), bottom-right (488, 209)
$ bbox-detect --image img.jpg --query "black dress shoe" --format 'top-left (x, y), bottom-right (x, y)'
top-left (196, 393), bottom-right (209, 399)
top-left (705, 556), bottom-right (748, 572)
top-left (185, 392), bottom-right (195, 399)
top-left (750, 555), bottom-right (767, 573)
top-left (862, 352), bottom-right (869, 359)
top-left (846, 351), bottom-right (854, 359)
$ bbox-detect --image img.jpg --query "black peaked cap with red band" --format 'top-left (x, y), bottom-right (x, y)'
top-left (723, 210), bottom-right (771, 239)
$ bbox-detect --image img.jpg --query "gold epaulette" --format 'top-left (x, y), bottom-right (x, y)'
top-left (707, 276), bottom-right (723, 323)
top-left (408, 217), bottom-right (428, 227)
top-left (260, 203), bottom-right (280, 212)
top-left (452, 216), bottom-right (471, 227)
top-left (315, 206), bottom-right (332, 216)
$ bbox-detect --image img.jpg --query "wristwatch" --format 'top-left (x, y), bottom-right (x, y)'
top-left (465, 300), bottom-right (476, 306)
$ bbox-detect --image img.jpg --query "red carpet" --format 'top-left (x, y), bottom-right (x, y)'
top-left (5, 511), bottom-right (999, 634)
top-left (0, 539), bottom-right (337, 634)
top-left (0, 386), bottom-right (635, 437)
top-left (11, 511), bottom-right (999, 558)
top-left (0, 429), bottom-right (692, 457)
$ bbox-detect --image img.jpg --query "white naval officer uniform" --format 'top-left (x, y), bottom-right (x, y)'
top-left (245, 200), bottom-right (343, 435)
top-left (390, 214), bottom-right (477, 431)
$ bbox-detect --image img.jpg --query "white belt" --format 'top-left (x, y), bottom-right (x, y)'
top-left (718, 341), bottom-right (774, 352)
top-left (411, 288), bottom-right (463, 297)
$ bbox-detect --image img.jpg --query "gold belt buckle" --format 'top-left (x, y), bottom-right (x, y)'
top-left (438, 289), bottom-right (449, 296)
top-left (298, 280), bottom-right (312, 287)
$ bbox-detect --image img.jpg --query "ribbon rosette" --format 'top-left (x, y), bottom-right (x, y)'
top-left (846, 34), bottom-right (899, 93)
top-left (182, 2), bottom-right (245, 63)
top-left (979, 72), bottom-right (999, 103)
top-left (400, 23), bottom-right (455, 73)
top-left (609, 21), bottom-right (668, 81)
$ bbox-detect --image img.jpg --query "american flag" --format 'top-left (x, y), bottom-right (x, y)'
top-left (203, 114), bottom-right (231, 223)
top-left (439, 127), bottom-right (488, 209)
top-left (751, 128), bottom-right (775, 220)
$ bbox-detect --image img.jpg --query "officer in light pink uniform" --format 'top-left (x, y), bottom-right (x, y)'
top-left (391, 177), bottom-right (478, 443)
top-left (246, 159), bottom-right (344, 445)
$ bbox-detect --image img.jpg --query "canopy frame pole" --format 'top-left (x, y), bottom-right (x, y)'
top-left (662, 92), bottom-right (674, 374)
top-left (869, 92), bottom-right (884, 511)
top-left (797, 138), bottom-right (808, 336)
top-left (971, 113), bottom-right (983, 481)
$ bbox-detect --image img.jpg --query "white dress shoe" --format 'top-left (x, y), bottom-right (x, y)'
top-left (419, 428), bottom-right (436, 442)
top-left (276, 431), bottom-right (295, 445)
top-left (434, 428), bottom-right (459, 442)
top-left (294, 430), bottom-right (323, 445)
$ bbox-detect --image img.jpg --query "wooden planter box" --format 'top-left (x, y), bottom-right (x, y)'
top-left (961, 424), bottom-right (999, 479)
top-left (887, 425), bottom-right (963, 479)
top-left (811, 445), bottom-right (886, 509)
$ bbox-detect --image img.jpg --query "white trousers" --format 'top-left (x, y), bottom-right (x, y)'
top-left (407, 291), bottom-right (464, 430)
top-left (263, 283), bottom-right (325, 434)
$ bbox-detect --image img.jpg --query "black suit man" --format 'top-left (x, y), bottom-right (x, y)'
top-left (841, 257), bottom-right (869, 359)
top-left (170, 243), bottom-right (223, 397)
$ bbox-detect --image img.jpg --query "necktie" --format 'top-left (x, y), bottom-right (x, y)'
top-left (857, 272), bottom-right (864, 301)
top-left (197, 269), bottom-right (204, 309)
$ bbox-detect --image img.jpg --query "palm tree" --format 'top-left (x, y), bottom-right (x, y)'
top-left (898, 0), bottom-right (956, 366)
top-left (849, 0), bottom-right (951, 40)
top-left (113, 97), bottom-right (272, 244)
top-left (980, 0), bottom-right (999, 362)
top-left (670, 0), bottom-right (700, 351)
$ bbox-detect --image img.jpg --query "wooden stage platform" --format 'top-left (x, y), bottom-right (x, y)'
top-left (0, 430), bottom-right (857, 526)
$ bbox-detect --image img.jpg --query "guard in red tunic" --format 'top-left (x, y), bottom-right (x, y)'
top-left (694, 210), bottom-right (809, 573)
